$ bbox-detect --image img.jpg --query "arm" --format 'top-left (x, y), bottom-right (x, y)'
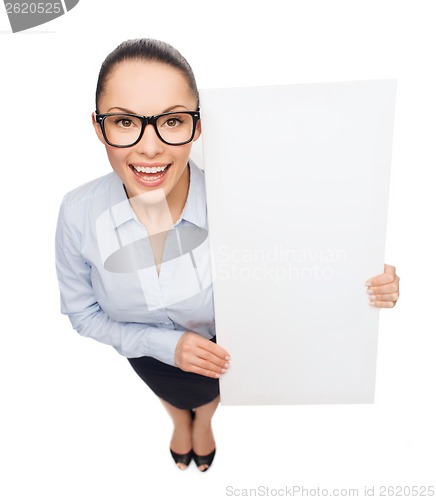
top-left (55, 199), bottom-right (184, 365)
top-left (55, 199), bottom-right (230, 375)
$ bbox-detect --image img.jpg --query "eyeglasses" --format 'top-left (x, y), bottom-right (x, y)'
top-left (94, 110), bottom-right (200, 148)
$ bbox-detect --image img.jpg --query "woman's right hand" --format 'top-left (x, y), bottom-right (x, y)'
top-left (174, 332), bottom-right (231, 378)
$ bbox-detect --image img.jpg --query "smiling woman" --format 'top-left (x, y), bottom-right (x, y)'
top-left (54, 37), bottom-right (400, 475)
top-left (55, 38), bottom-right (230, 472)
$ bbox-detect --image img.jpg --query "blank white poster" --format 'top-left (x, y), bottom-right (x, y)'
top-left (200, 80), bottom-right (396, 405)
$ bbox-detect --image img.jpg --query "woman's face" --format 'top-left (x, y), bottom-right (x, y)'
top-left (93, 60), bottom-right (201, 203)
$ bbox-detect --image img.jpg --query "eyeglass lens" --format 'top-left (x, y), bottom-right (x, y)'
top-left (102, 112), bottom-right (195, 146)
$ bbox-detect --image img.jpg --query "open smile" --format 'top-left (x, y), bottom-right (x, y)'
top-left (129, 163), bottom-right (172, 186)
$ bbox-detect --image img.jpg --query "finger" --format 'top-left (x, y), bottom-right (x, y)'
top-left (365, 264), bottom-right (398, 287)
top-left (384, 263), bottom-right (396, 275)
top-left (368, 292), bottom-right (399, 304)
top-left (368, 298), bottom-right (397, 308)
top-left (176, 331), bottom-right (230, 358)
top-left (198, 337), bottom-right (231, 361)
top-left (367, 280), bottom-right (399, 295)
top-left (191, 341), bottom-right (231, 371)
top-left (183, 363), bottom-right (225, 379)
top-left (366, 272), bottom-right (397, 287)
top-left (179, 351), bottom-right (229, 378)
top-left (196, 348), bottom-right (229, 371)
top-left (188, 336), bottom-right (230, 369)
top-left (190, 354), bottom-right (230, 376)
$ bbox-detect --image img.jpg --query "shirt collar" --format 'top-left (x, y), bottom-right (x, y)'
top-left (176, 160), bottom-right (207, 229)
top-left (108, 160), bottom-right (207, 230)
top-left (108, 175), bottom-right (133, 229)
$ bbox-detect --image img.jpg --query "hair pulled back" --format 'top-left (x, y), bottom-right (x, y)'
top-left (95, 38), bottom-right (199, 112)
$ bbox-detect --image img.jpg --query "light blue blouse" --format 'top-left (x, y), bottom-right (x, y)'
top-left (55, 162), bottom-right (216, 366)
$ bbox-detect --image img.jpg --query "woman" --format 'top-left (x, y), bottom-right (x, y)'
top-left (55, 38), bottom-right (400, 472)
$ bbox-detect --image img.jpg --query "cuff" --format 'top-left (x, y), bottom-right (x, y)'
top-left (142, 328), bottom-right (186, 367)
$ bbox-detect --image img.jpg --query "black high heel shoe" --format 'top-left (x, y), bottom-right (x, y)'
top-left (193, 449), bottom-right (216, 472)
top-left (170, 409), bottom-right (196, 469)
top-left (170, 449), bottom-right (193, 469)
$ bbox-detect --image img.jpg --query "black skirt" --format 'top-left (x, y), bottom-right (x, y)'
top-left (127, 336), bottom-right (220, 410)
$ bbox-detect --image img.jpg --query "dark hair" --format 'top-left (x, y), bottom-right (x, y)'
top-left (95, 38), bottom-right (199, 112)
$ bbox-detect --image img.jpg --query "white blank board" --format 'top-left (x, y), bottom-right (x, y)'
top-left (200, 80), bottom-right (396, 405)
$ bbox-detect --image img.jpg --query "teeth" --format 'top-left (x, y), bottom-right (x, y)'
top-left (132, 165), bottom-right (168, 173)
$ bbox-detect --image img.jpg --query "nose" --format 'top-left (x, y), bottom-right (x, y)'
top-left (135, 123), bottom-right (164, 157)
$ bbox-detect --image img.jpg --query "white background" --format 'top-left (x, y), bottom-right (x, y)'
top-left (0, 1), bottom-right (434, 498)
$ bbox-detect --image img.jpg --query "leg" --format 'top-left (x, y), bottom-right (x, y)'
top-left (192, 396), bottom-right (220, 471)
top-left (159, 398), bottom-right (193, 470)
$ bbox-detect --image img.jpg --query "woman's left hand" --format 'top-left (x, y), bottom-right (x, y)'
top-left (365, 263), bottom-right (400, 308)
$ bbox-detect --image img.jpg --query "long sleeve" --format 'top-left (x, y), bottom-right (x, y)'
top-left (55, 198), bottom-right (185, 365)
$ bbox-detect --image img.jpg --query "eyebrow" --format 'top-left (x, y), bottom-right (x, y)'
top-left (106, 105), bottom-right (189, 114)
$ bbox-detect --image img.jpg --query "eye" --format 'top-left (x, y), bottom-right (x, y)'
top-left (163, 115), bottom-right (184, 128)
top-left (115, 117), bottom-right (135, 128)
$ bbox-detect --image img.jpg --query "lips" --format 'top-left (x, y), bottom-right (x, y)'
top-left (129, 163), bottom-right (172, 186)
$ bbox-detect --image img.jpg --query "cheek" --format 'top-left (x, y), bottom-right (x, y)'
top-left (105, 146), bottom-right (129, 170)
top-left (173, 144), bottom-right (193, 163)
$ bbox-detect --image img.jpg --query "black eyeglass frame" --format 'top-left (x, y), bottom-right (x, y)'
top-left (94, 110), bottom-right (201, 148)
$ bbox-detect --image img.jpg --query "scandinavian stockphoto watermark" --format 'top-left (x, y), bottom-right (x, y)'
top-left (215, 245), bottom-right (347, 282)
top-left (3, 0), bottom-right (79, 32)
top-left (95, 191), bottom-right (347, 311)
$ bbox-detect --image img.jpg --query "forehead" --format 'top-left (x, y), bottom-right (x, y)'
top-left (100, 60), bottom-right (194, 114)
